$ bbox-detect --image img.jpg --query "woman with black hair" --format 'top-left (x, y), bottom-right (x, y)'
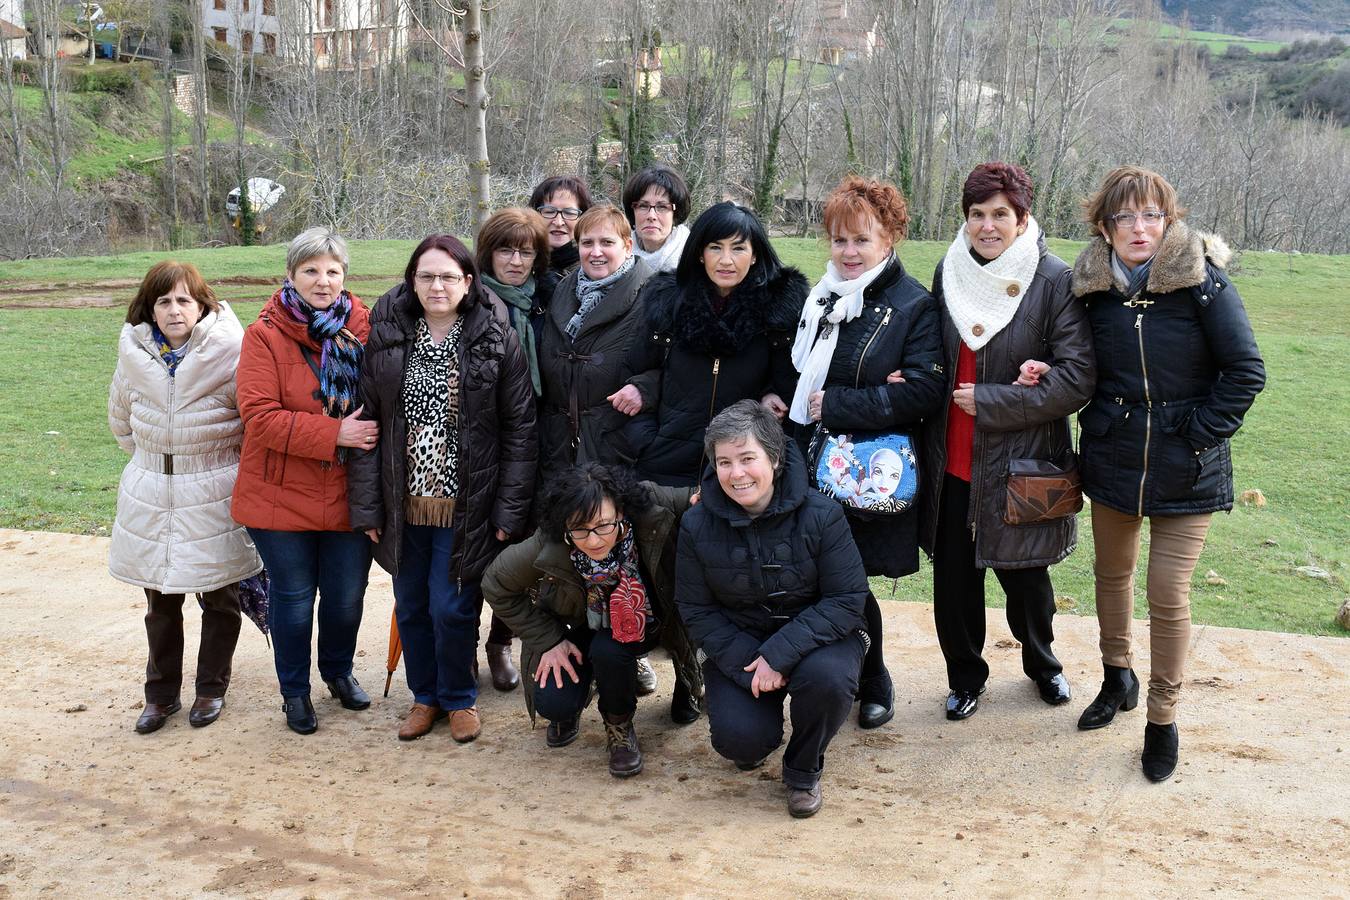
top-left (480, 464), bottom-right (700, 778)
top-left (626, 201), bottom-right (808, 487)
top-left (529, 175), bottom-right (593, 301)
top-left (347, 234), bottom-right (537, 745)
top-left (622, 164), bottom-right (692, 274)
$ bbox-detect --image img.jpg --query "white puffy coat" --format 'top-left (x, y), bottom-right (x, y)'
top-left (108, 302), bottom-right (262, 593)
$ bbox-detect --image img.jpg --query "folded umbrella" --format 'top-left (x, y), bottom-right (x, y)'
top-left (384, 611), bottom-right (402, 697)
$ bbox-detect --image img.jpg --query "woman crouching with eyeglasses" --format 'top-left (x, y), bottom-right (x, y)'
top-left (347, 235), bottom-right (538, 744)
top-left (481, 464), bottom-right (699, 776)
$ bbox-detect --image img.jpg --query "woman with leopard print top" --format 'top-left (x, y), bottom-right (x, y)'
top-left (347, 235), bottom-right (538, 745)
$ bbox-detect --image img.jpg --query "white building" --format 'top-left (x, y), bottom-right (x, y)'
top-left (0, 0), bottom-right (26, 60)
top-left (203, 0), bottom-right (406, 68)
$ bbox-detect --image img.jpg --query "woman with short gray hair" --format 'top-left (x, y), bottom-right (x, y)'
top-left (233, 226), bottom-right (378, 735)
top-left (676, 400), bottom-right (869, 818)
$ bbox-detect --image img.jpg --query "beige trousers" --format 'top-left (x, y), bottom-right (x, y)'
top-left (1091, 503), bottom-right (1213, 725)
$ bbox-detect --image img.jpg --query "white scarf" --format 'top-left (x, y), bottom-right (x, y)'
top-left (789, 254), bottom-right (893, 425)
top-left (632, 223), bottom-right (689, 274)
top-left (940, 215), bottom-right (1041, 351)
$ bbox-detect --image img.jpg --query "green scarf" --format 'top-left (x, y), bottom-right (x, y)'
top-left (482, 273), bottom-right (541, 396)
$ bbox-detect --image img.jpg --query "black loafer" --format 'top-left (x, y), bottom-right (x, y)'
top-left (282, 694), bottom-right (317, 735)
top-left (135, 700), bottom-right (181, 734)
top-left (858, 675), bottom-right (894, 729)
top-left (1141, 721), bottom-right (1179, 782)
top-left (1035, 673), bottom-right (1072, 706)
top-left (945, 687), bottom-right (984, 721)
top-left (546, 714), bottom-right (581, 748)
top-left (670, 678), bottom-right (701, 725)
top-left (325, 675), bottom-right (371, 710)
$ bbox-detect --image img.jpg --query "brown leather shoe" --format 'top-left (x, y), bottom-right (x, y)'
top-left (485, 642), bottom-right (520, 692)
top-left (135, 700), bottom-right (181, 734)
top-left (448, 706), bottom-right (481, 743)
top-left (188, 696), bottom-right (225, 728)
top-left (398, 703), bottom-right (446, 741)
top-left (787, 784), bottom-right (823, 818)
top-left (603, 713), bottom-right (642, 777)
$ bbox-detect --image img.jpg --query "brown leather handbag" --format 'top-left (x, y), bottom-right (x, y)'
top-left (1004, 455), bottom-right (1083, 525)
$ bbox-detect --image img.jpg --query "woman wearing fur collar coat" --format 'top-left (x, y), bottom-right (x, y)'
top-left (1071, 166), bottom-right (1264, 783)
top-left (919, 163), bottom-right (1095, 724)
top-left (625, 201), bottom-right (808, 489)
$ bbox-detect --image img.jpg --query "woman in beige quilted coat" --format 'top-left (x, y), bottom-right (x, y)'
top-left (108, 261), bottom-right (262, 735)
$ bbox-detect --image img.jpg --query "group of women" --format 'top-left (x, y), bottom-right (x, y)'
top-left (108, 160), bottom-right (1264, 819)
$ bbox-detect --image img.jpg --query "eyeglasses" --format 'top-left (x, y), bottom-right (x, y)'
top-left (537, 205), bottom-right (582, 221)
top-left (1109, 210), bottom-right (1166, 229)
top-left (633, 201), bottom-right (675, 217)
top-left (414, 272), bottom-right (464, 286)
top-left (565, 520), bottom-right (621, 542)
top-left (493, 247), bottom-right (537, 261)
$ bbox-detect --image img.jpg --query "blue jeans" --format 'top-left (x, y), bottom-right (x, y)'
top-left (248, 528), bottom-right (372, 698)
top-left (392, 524), bottom-right (479, 711)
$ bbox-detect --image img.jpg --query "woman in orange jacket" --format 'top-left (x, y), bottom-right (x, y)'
top-left (232, 226), bottom-right (377, 735)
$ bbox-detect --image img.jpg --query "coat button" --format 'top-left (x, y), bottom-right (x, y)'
top-left (972, 323), bottom-right (985, 337)
top-left (1006, 283), bottom-right (1020, 297)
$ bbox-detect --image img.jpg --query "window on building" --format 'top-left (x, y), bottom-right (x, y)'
top-left (242, 31), bottom-right (253, 52)
top-left (213, 27), bottom-right (227, 43)
top-left (262, 0), bottom-right (275, 15)
top-left (263, 32), bottom-right (276, 54)
top-left (314, 35), bottom-right (327, 55)
top-left (242, 0), bottom-right (250, 11)
top-left (213, 0), bottom-right (225, 9)
top-left (320, 0), bottom-right (334, 27)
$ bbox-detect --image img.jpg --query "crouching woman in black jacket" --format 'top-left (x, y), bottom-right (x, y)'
top-left (677, 400), bottom-right (869, 819)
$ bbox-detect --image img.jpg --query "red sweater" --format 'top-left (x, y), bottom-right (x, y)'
top-left (944, 343), bottom-right (977, 482)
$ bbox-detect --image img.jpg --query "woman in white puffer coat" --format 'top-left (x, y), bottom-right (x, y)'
top-left (108, 261), bottom-right (262, 735)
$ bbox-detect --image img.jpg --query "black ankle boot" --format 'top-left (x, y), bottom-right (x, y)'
top-left (1141, 721), bottom-right (1179, 782)
top-left (1076, 664), bottom-right (1140, 730)
top-left (282, 694), bottom-right (317, 735)
top-left (670, 678), bottom-right (701, 725)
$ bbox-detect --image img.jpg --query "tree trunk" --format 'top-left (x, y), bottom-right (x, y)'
top-left (462, 0), bottom-right (491, 230)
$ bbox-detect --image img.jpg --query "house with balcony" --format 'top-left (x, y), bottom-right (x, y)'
top-left (203, 0), bottom-right (405, 67)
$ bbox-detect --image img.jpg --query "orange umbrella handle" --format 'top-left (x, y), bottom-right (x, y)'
top-left (384, 610), bottom-right (403, 698)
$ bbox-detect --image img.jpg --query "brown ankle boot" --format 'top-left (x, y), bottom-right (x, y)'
top-left (602, 713), bottom-right (642, 777)
top-left (485, 641), bottom-right (520, 692)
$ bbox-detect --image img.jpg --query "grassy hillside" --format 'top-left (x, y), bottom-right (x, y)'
top-left (0, 238), bottom-right (1346, 637)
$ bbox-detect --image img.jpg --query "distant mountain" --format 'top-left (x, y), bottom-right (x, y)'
top-left (1161, 0), bottom-right (1350, 35)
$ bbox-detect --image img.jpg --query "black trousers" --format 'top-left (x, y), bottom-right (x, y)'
top-left (143, 584), bottom-right (242, 705)
top-left (703, 634), bottom-right (865, 790)
top-left (932, 474), bottom-right (1061, 693)
top-left (533, 626), bottom-right (661, 720)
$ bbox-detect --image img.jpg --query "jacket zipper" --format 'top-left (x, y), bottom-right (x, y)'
top-left (969, 345), bottom-right (985, 541)
top-left (854, 307), bottom-right (893, 387)
top-left (693, 357), bottom-right (721, 483)
top-left (1134, 308), bottom-right (1151, 516)
top-left (164, 363), bottom-right (176, 575)
top-left (456, 324), bottom-right (471, 593)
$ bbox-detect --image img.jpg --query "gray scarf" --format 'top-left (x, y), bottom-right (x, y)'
top-left (567, 256), bottom-right (635, 339)
top-left (1111, 251), bottom-right (1154, 299)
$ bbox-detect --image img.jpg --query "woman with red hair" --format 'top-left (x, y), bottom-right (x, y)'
top-left (789, 175), bottom-right (945, 730)
top-left (918, 162), bottom-right (1095, 722)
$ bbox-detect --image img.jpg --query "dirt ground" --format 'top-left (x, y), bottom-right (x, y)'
top-left (0, 528), bottom-right (1346, 898)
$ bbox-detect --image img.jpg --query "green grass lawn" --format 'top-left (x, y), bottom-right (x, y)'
top-left (0, 237), bottom-right (1346, 637)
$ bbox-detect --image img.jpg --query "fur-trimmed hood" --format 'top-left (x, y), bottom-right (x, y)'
top-left (1072, 220), bottom-right (1233, 298)
top-left (643, 266), bottom-right (809, 356)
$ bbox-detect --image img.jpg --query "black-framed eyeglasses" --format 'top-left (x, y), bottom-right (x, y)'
top-left (633, 201), bottom-right (675, 216)
top-left (493, 247), bottom-right (537, 261)
top-left (566, 520), bottom-right (621, 542)
top-left (537, 205), bottom-right (582, 221)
